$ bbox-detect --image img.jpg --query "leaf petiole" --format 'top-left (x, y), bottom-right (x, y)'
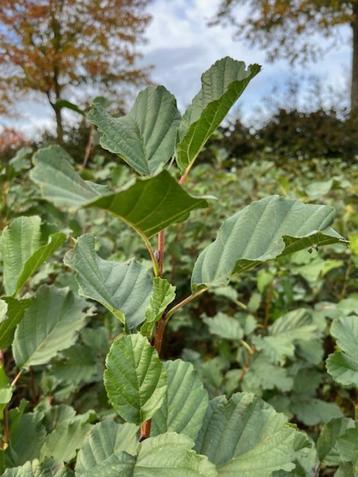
top-left (165, 287), bottom-right (208, 322)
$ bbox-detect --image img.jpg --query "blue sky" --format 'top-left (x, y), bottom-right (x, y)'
top-left (0, 0), bottom-right (352, 137)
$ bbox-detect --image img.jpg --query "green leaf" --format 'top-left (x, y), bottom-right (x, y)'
top-left (337, 295), bottom-right (358, 317)
top-left (271, 435), bottom-right (318, 477)
top-left (41, 417), bottom-right (92, 463)
top-left (141, 278), bottom-right (176, 337)
top-left (203, 313), bottom-right (243, 340)
top-left (252, 309), bottom-right (318, 365)
top-left (349, 233), bottom-right (358, 256)
top-left (88, 86), bottom-right (180, 176)
top-left (334, 463), bottom-right (356, 477)
top-left (76, 420), bottom-right (138, 477)
top-left (6, 411), bottom-right (46, 467)
top-left (1, 216), bottom-right (66, 296)
top-left (242, 355), bottom-right (293, 393)
top-left (196, 392), bottom-right (306, 476)
top-left (41, 404), bottom-right (78, 432)
top-left (176, 57), bottom-right (260, 172)
top-left (49, 344), bottom-right (98, 387)
top-left (0, 297), bottom-right (32, 349)
top-left (12, 286), bottom-right (87, 369)
top-left (152, 359), bottom-right (208, 440)
top-left (85, 170), bottom-right (208, 239)
top-left (336, 424), bottom-right (358, 463)
top-left (31, 149), bottom-right (208, 240)
top-left (0, 365), bottom-right (12, 418)
top-left (327, 315), bottom-right (358, 387)
top-left (192, 195), bottom-right (346, 288)
top-left (104, 333), bottom-right (167, 424)
top-left (79, 432), bottom-right (217, 477)
top-left (64, 234), bottom-right (153, 328)
top-left (290, 397), bottom-right (342, 426)
top-left (9, 147), bottom-right (33, 172)
top-left (30, 146), bottom-right (108, 209)
top-left (305, 179), bottom-right (333, 199)
top-left (79, 454), bottom-right (135, 477)
top-left (2, 459), bottom-right (68, 477)
top-left (295, 257), bottom-right (342, 285)
top-left (133, 433), bottom-right (217, 477)
top-left (291, 367), bottom-right (322, 397)
top-left (317, 418), bottom-right (358, 477)
top-left (0, 300), bottom-right (7, 322)
top-left (317, 417), bottom-right (356, 466)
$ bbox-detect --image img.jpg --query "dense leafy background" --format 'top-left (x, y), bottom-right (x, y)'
top-left (0, 100), bottom-right (357, 475)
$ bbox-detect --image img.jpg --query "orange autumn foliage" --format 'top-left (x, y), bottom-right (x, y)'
top-left (0, 127), bottom-right (28, 155)
top-left (0, 0), bottom-right (152, 141)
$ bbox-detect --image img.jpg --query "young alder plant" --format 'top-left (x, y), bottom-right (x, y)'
top-left (0, 57), bottom-right (349, 476)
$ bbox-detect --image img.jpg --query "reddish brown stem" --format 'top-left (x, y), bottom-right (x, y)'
top-left (140, 231), bottom-right (165, 440)
top-left (139, 419), bottom-right (152, 441)
top-left (154, 315), bottom-right (167, 355)
top-left (157, 231), bottom-right (165, 276)
top-left (179, 168), bottom-right (189, 185)
top-left (140, 168), bottom-right (191, 441)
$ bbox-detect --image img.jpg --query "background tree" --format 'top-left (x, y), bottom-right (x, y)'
top-left (0, 0), bottom-right (151, 143)
top-left (213, 1), bottom-right (358, 111)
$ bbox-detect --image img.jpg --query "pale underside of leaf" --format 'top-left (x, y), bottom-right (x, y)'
top-left (192, 195), bottom-right (346, 288)
top-left (49, 344), bottom-right (98, 387)
top-left (40, 417), bottom-right (92, 463)
top-left (30, 145), bottom-right (108, 209)
top-left (64, 234), bottom-right (153, 328)
top-left (196, 392), bottom-right (305, 477)
top-left (78, 432), bottom-right (217, 477)
top-left (152, 359), bottom-right (209, 440)
top-left (133, 433), bottom-right (217, 477)
top-left (88, 86), bottom-right (181, 176)
top-left (75, 420), bottom-right (139, 477)
top-left (2, 459), bottom-right (68, 477)
top-left (0, 300), bottom-right (7, 321)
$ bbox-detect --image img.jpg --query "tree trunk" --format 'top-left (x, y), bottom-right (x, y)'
top-left (351, 4), bottom-right (358, 113)
top-left (54, 105), bottom-right (64, 144)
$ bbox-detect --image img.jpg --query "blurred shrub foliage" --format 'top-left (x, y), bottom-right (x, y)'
top-left (2, 106), bottom-right (357, 169)
top-left (204, 108), bottom-right (358, 165)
